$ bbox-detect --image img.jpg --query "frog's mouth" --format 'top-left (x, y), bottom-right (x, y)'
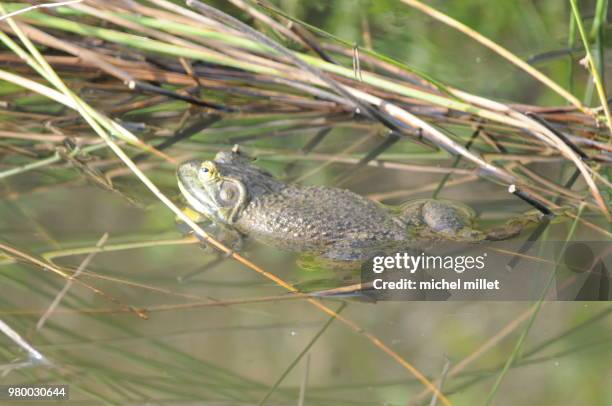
top-left (177, 160), bottom-right (218, 219)
top-left (178, 177), bottom-right (211, 215)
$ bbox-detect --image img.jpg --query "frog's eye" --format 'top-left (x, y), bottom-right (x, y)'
top-left (217, 182), bottom-right (239, 206)
top-left (199, 162), bottom-right (216, 178)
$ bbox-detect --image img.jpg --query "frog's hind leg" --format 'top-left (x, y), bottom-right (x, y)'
top-left (398, 199), bottom-right (486, 241)
top-left (399, 199), bottom-right (546, 242)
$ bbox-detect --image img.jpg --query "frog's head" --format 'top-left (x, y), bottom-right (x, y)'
top-left (177, 149), bottom-right (281, 225)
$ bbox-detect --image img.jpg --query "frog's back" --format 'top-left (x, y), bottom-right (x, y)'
top-left (235, 185), bottom-right (404, 253)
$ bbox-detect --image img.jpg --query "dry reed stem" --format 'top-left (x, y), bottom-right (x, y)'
top-left (0, 241), bottom-right (146, 319)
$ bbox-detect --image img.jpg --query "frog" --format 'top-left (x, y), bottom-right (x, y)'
top-left (177, 149), bottom-right (544, 266)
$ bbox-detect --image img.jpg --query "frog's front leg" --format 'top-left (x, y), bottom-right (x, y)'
top-left (399, 199), bottom-right (545, 242)
top-left (176, 207), bottom-right (245, 251)
top-left (178, 206), bottom-right (207, 224)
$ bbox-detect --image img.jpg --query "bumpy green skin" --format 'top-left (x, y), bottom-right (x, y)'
top-left (177, 150), bottom-right (539, 262)
top-left (236, 185), bottom-right (407, 260)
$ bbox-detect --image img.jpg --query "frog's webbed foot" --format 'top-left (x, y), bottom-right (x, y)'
top-left (482, 210), bottom-right (546, 241)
